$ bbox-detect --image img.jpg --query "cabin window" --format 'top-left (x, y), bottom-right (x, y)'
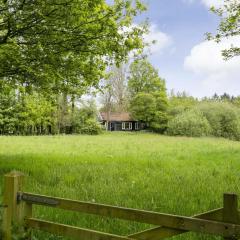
top-left (135, 122), bottom-right (139, 130)
top-left (122, 122), bottom-right (132, 130)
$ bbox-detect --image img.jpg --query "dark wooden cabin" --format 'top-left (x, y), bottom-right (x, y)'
top-left (99, 112), bottom-right (143, 131)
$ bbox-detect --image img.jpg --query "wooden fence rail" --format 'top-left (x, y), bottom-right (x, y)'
top-left (1, 171), bottom-right (240, 240)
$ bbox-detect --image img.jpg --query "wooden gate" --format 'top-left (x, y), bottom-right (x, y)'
top-left (1, 171), bottom-right (240, 240)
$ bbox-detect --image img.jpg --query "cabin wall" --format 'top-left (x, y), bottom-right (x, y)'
top-left (101, 121), bottom-right (142, 131)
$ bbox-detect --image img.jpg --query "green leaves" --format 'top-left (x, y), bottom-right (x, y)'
top-left (0, 90), bottom-right (56, 135)
top-left (0, 0), bottom-right (147, 94)
top-left (128, 59), bottom-right (166, 96)
top-left (167, 109), bottom-right (211, 137)
top-left (208, 0), bottom-right (240, 59)
top-left (128, 59), bottom-right (168, 132)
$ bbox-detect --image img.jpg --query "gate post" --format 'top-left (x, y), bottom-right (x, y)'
top-left (223, 193), bottom-right (239, 240)
top-left (2, 171), bottom-right (32, 240)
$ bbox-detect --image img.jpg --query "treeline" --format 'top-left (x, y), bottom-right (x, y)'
top-left (100, 59), bottom-right (240, 141)
top-left (0, 89), bottom-right (101, 135)
top-left (1, 58), bottom-right (240, 141)
top-left (167, 92), bottom-right (240, 141)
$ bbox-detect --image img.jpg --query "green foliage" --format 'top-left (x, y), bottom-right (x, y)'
top-left (0, 0), bottom-right (148, 136)
top-left (128, 59), bottom-right (166, 96)
top-left (128, 59), bottom-right (168, 132)
top-left (0, 0), bottom-right (147, 95)
top-left (0, 90), bottom-right (56, 135)
top-left (72, 101), bottom-right (102, 135)
top-left (76, 119), bottom-right (102, 135)
top-left (167, 101), bottom-right (240, 141)
top-left (207, 0), bottom-right (240, 59)
top-left (0, 90), bottom-right (101, 135)
top-left (0, 89), bottom-right (18, 134)
top-left (130, 93), bottom-right (168, 133)
top-left (232, 96), bottom-right (240, 108)
top-left (168, 91), bottom-right (198, 117)
top-left (196, 102), bottom-right (240, 140)
top-left (167, 109), bottom-right (211, 137)
top-left (18, 93), bottom-right (56, 135)
top-left (130, 93), bottom-right (156, 123)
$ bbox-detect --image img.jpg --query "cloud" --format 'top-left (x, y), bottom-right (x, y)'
top-left (201, 0), bottom-right (236, 9)
top-left (143, 24), bottom-right (173, 55)
top-left (120, 23), bottom-right (172, 59)
top-left (201, 0), bottom-right (223, 8)
top-left (184, 36), bottom-right (240, 96)
top-left (183, 0), bottom-right (224, 8)
top-left (143, 23), bottom-right (175, 63)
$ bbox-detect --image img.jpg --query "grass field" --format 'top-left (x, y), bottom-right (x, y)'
top-left (0, 132), bottom-right (240, 240)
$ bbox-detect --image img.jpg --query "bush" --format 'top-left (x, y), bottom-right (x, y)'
top-left (195, 102), bottom-right (240, 140)
top-left (76, 119), bottom-right (102, 135)
top-left (167, 109), bottom-right (211, 137)
top-left (71, 101), bottom-right (102, 135)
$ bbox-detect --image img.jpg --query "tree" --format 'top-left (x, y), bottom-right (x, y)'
top-left (111, 65), bottom-right (129, 112)
top-left (128, 59), bottom-right (168, 132)
top-left (0, 87), bottom-right (103, 135)
top-left (100, 63), bottom-right (129, 131)
top-left (100, 64), bottom-right (128, 113)
top-left (0, 0), bottom-right (147, 94)
top-left (232, 96), bottom-right (240, 107)
top-left (100, 72), bottom-right (115, 130)
top-left (130, 93), bottom-right (157, 125)
top-left (168, 90), bottom-right (198, 117)
top-left (0, 88), bottom-right (18, 134)
top-left (0, 89), bottom-right (56, 135)
top-left (17, 92), bottom-right (56, 134)
top-left (128, 59), bottom-right (166, 96)
top-left (207, 0), bottom-right (240, 59)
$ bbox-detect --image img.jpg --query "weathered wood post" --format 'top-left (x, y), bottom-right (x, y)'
top-left (223, 193), bottom-right (239, 240)
top-left (2, 171), bottom-right (32, 240)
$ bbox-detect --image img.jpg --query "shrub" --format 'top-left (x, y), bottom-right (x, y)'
top-left (195, 102), bottom-right (240, 140)
top-left (72, 101), bottom-right (102, 135)
top-left (167, 109), bottom-right (211, 137)
top-left (77, 119), bottom-right (102, 135)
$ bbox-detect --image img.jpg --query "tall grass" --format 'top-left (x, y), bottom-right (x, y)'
top-left (0, 132), bottom-right (240, 239)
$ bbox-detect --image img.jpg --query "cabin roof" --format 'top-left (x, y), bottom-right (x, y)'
top-left (100, 112), bottom-right (134, 122)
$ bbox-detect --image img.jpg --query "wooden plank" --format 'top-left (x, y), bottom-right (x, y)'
top-left (2, 173), bottom-right (14, 240)
top-left (2, 172), bottom-right (24, 240)
top-left (20, 192), bottom-right (240, 238)
top-left (223, 193), bottom-right (239, 240)
top-left (26, 218), bottom-right (131, 240)
top-left (128, 208), bottom-right (223, 240)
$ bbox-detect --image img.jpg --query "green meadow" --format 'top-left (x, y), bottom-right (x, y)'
top-left (1, 133), bottom-right (240, 239)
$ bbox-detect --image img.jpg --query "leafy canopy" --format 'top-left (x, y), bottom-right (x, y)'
top-left (128, 59), bottom-right (166, 96)
top-left (0, 0), bottom-right (147, 94)
top-left (128, 59), bottom-right (168, 132)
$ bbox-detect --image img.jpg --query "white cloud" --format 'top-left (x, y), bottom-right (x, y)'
top-left (143, 24), bottom-right (173, 55)
top-left (201, 0), bottom-right (223, 8)
top-left (183, 0), bottom-right (224, 8)
top-left (184, 36), bottom-right (240, 96)
top-left (120, 23), bottom-right (172, 58)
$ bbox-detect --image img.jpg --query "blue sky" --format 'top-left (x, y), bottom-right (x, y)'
top-left (134, 0), bottom-right (240, 98)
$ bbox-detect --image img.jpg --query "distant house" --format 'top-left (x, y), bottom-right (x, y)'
top-left (99, 112), bottom-right (143, 131)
